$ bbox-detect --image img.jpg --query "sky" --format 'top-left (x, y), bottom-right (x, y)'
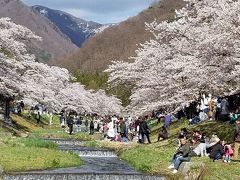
top-left (22, 0), bottom-right (157, 24)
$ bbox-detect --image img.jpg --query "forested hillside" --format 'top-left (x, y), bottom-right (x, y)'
top-left (55, 0), bottom-right (185, 72)
top-left (0, 0), bottom-right (77, 62)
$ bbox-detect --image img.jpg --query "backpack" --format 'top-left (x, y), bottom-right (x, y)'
top-left (228, 146), bottom-right (234, 155)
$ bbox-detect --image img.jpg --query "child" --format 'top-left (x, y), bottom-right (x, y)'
top-left (223, 144), bottom-right (233, 163)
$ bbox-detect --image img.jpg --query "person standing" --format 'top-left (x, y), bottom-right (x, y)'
top-left (49, 112), bottom-right (53, 126)
top-left (164, 113), bottom-right (171, 129)
top-left (84, 118), bottom-right (89, 132)
top-left (107, 117), bottom-right (115, 140)
top-left (17, 102), bottom-right (21, 114)
top-left (120, 118), bottom-right (127, 139)
top-left (76, 116), bottom-right (82, 132)
top-left (90, 119), bottom-right (94, 135)
top-left (60, 114), bottom-right (65, 125)
top-left (20, 101), bottom-right (24, 113)
top-left (233, 119), bottom-right (240, 160)
top-left (220, 98), bottom-right (230, 121)
top-left (59, 114), bottom-right (65, 132)
top-left (36, 111), bottom-right (41, 124)
top-left (139, 118), bottom-right (151, 144)
top-left (67, 115), bottom-right (74, 135)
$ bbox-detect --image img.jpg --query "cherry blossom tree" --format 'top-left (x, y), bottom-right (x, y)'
top-left (0, 17), bottom-right (40, 98)
top-left (106, 0), bottom-right (240, 114)
top-left (0, 17), bottom-right (122, 115)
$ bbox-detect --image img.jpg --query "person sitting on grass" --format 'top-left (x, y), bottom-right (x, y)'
top-left (177, 128), bottom-right (189, 147)
top-left (189, 113), bottom-right (200, 125)
top-left (114, 133), bottom-right (121, 142)
top-left (209, 139), bottom-right (224, 161)
top-left (190, 136), bottom-right (207, 157)
top-left (228, 111), bottom-right (239, 124)
top-left (179, 128), bottom-right (189, 138)
top-left (193, 130), bottom-right (202, 142)
top-left (158, 126), bottom-right (168, 141)
top-left (189, 130), bottom-right (202, 147)
top-left (168, 136), bottom-right (191, 174)
top-left (206, 134), bottom-right (220, 154)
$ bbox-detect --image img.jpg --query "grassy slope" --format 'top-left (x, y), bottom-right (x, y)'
top-left (0, 146), bottom-right (82, 172)
top-left (11, 112), bottom-right (93, 141)
top-left (86, 119), bottom-right (240, 180)
top-left (0, 114), bottom-right (84, 172)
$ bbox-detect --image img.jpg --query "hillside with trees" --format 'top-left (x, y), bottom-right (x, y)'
top-left (55, 0), bottom-right (185, 72)
top-left (0, 0), bottom-right (77, 63)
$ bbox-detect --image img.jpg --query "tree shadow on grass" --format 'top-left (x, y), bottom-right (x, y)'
top-left (190, 121), bottom-right (235, 143)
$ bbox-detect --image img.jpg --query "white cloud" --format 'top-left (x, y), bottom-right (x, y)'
top-left (22, 0), bottom-right (157, 23)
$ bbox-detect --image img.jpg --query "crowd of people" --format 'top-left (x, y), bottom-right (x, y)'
top-left (168, 119), bottom-right (240, 173)
top-left (58, 112), bottom-right (153, 144)
top-left (59, 112), bottom-right (102, 135)
top-left (8, 100), bottom-right (49, 124)
top-left (189, 94), bottom-right (240, 125)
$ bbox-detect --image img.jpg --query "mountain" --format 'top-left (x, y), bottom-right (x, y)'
top-left (0, 0), bottom-right (77, 62)
top-left (32, 5), bottom-right (114, 47)
top-left (54, 0), bottom-right (185, 72)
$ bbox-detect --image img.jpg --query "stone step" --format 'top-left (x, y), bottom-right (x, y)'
top-left (64, 149), bottom-right (117, 157)
top-left (44, 138), bottom-right (83, 146)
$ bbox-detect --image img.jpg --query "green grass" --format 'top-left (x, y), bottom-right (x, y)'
top-left (190, 121), bottom-right (235, 143)
top-left (0, 136), bottom-right (83, 172)
top-left (0, 127), bottom-right (11, 136)
top-left (31, 129), bottom-right (93, 141)
top-left (0, 146), bottom-right (82, 172)
top-left (20, 111), bottom-right (56, 127)
top-left (0, 113), bottom-right (85, 173)
top-left (11, 114), bottom-right (43, 132)
top-left (120, 143), bottom-right (176, 179)
top-left (19, 137), bottom-right (57, 149)
top-left (10, 113), bottom-right (92, 141)
top-left (193, 156), bottom-right (240, 180)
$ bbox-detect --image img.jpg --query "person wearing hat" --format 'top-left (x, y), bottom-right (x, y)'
top-left (233, 119), bottom-right (240, 160)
